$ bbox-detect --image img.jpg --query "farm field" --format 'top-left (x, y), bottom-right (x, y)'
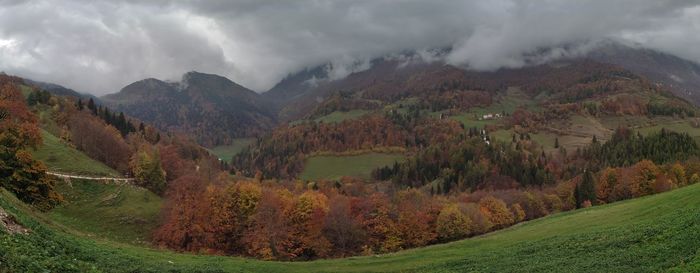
top-left (209, 138), bottom-right (256, 163)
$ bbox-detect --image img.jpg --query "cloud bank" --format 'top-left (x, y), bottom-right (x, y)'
top-left (0, 0), bottom-right (699, 95)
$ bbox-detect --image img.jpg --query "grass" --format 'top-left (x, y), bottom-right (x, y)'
top-left (300, 153), bottom-right (405, 181)
top-left (209, 138), bottom-right (256, 163)
top-left (31, 129), bottom-right (120, 177)
top-left (315, 110), bottom-right (371, 123)
top-left (48, 180), bottom-right (162, 246)
top-left (2, 181), bottom-right (699, 272)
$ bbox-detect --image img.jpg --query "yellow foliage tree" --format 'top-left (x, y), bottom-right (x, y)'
top-left (436, 204), bottom-right (472, 241)
top-left (478, 196), bottom-right (514, 230)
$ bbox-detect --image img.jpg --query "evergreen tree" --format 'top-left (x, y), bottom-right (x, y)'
top-left (577, 169), bottom-right (596, 207)
top-left (87, 98), bottom-right (96, 114)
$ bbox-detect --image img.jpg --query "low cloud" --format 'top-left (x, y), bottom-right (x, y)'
top-left (0, 1), bottom-right (698, 95)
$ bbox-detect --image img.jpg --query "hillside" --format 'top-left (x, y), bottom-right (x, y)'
top-left (101, 71), bottom-right (276, 146)
top-left (586, 42), bottom-right (700, 105)
top-left (1, 179), bottom-right (699, 272)
top-left (237, 59), bottom-right (700, 183)
top-left (264, 42), bottom-right (700, 122)
top-left (30, 129), bottom-right (120, 177)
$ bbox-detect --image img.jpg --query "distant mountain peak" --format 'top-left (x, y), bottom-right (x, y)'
top-left (101, 71), bottom-right (275, 146)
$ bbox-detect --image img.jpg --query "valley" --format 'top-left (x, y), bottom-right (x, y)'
top-left (3, 36), bottom-right (700, 272)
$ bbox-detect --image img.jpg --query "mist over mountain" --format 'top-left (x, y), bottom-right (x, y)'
top-left (101, 71), bottom-right (275, 146)
top-left (1, 1), bottom-right (699, 95)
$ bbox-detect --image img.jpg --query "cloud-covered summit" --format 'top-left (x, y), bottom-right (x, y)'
top-left (0, 0), bottom-right (699, 95)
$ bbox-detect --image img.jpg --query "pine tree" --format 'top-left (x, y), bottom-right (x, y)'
top-left (577, 169), bottom-right (597, 207)
top-left (87, 98), bottom-right (96, 114)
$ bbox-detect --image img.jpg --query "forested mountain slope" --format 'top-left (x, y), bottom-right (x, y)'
top-left (102, 71), bottom-right (276, 146)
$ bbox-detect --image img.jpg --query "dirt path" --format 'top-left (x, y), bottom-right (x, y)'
top-left (46, 171), bottom-right (134, 184)
top-left (0, 207), bottom-right (30, 234)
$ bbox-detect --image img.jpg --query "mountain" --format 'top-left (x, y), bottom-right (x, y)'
top-left (262, 65), bottom-right (328, 110)
top-left (586, 42), bottom-right (700, 105)
top-left (101, 71), bottom-right (276, 146)
top-left (263, 42), bottom-right (700, 121)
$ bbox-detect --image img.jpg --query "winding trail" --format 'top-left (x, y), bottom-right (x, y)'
top-left (46, 171), bottom-right (134, 184)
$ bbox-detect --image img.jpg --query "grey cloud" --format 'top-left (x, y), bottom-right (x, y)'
top-left (0, 0), bottom-right (699, 95)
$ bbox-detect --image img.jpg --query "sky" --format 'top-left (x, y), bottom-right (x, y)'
top-left (0, 0), bottom-right (699, 95)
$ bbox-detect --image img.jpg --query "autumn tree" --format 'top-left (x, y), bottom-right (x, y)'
top-left (322, 193), bottom-right (366, 257)
top-left (130, 145), bottom-right (167, 195)
top-left (209, 181), bottom-right (262, 253)
top-left (436, 204), bottom-right (472, 241)
top-left (68, 112), bottom-right (131, 173)
top-left (669, 163), bottom-right (687, 187)
top-left (395, 189), bottom-right (438, 248)
top-left (0, 77), bottom-right (62, 210)
top-left (153, 174), bottom-right (212, 251)
top-left (596, 167), bottom-right (618, 204)
top-left (353, 192), bottom-right (400, 253)
top-left (510, 203), bottom-right (526, 223)
top-left (244, 188), bottom-right (295, 260)
top-left (286, 190), bottom-right (332, 259)
top-left (633, 160), bottom-right (659, 197)
top-left (478, 195), bottom-right (514, 229)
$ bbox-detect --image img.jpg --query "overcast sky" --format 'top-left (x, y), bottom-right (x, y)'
top-left (0, 0), bottom-right (699, 95)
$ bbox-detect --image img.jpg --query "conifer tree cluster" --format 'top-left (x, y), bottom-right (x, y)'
top-left (79, 98), bottom-right (136, 136)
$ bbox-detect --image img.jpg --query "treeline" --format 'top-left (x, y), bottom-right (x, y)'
top-left (647, 102), bottom-right (696, 117)
top-left (0, 75), bottom-right (62, 211)
top-left (232, 114), bottom-right (463, 179)
top-left (78, 98), bottom-right (138, 137)
top-left (582, 127), bottom-right (699, 168)
top-left (373, 132), bottom-right (555, 193)
top-left (154, 172), bottom-right (572, 260)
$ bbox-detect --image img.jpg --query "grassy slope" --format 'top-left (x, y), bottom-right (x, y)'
top-left (300, 153), bottom-right (405, 180)
top-left (1, 183), bottom-right (699, 272)
top-left (48, 180), bottom-right (162, 246)
top-left (29, 128), bottom-right (161, 245)
top-left (31, 129), bottom-right (120, 177)
top-left (209, 138), bottom-right (256, 163)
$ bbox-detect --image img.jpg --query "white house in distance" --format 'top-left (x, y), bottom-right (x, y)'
top-left (479, 113), bottom-right (502, 120)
